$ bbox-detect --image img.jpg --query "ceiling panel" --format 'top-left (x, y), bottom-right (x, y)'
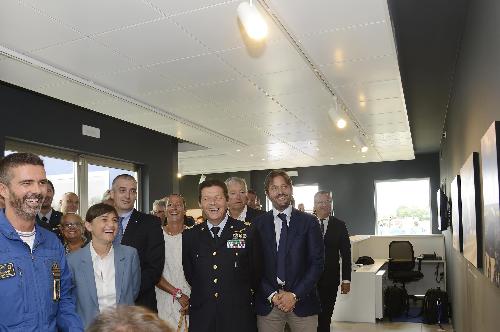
top-left (298, 22), bottom-right (394, 66)
top-left (31, 38), bottom-right (134, 77)
top-left (321, 54), bottom-right (400, 88)
top-left (0, 0), bottom-right (82, 52)
top-left (219, 39), bottom-right (306, 77)
top-left (269, 0), bottom-right (387, 36)
top-left (23, 0), bottom-right (161, 35)
top-left (93, 18), bottom-right (207, 66)
top-left (149, 54), bottom-right (239, 88)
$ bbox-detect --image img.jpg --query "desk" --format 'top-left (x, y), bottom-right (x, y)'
top-left (332, 235), bottom-right (447, 323)
top-left (332, 259), bottom-right (386, 323)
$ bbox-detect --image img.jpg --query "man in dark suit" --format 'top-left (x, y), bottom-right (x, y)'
top-left (314, 191), bottom-right (351, 332)
top-left (36, 179), bottom-right (62, 236)
top-left (183, 179), bottom-right (258, 332)
top-left (110, 174), bottom-right (165, 312)
top-left (225, 177), bottom-right (264, 223)
top-left (253, 170), bottom-right (324, 332)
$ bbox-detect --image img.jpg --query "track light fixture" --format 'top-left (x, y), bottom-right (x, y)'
top-left (328, 96), bottom-right (347, 129)
top-left (237, 1), bottom-right (269, 41)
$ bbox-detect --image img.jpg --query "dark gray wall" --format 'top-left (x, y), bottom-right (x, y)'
top-left (181, 153), bottom-right (440, 235)
top-left (0, 81), bottom-right (178, 211)
top-left (439, 0), bottom-right (500, 331)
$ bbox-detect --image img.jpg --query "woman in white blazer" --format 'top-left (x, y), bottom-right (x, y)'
top-left (67, 203), bottom-right (140, 328)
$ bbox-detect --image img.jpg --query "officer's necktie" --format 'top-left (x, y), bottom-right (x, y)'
top-left (277, 213), bottom-right (288, 282)
top-left (211, 226), bottom-right (220, 245)
top-left (41, 216), bottom-right (48, 224)
top-left (320, 218), bottom-right (326, 236)
top-left (114, 217), bottom-right (125, 244)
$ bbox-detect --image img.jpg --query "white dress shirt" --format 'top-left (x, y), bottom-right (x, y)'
top-left (235, 205), bottom-right (248, 221)
top-left (90, 242), bottom-right (116, 312)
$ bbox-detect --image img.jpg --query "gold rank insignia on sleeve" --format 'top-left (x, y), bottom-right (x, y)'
top-left (244, 221), bottom-right (251, 226)
top-left (51, 262), bottom-right (61, 301)
top-left (0, 262), bottom-right (16, 279)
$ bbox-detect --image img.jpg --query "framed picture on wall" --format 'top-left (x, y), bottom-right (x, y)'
top-left (480, 121), bottom-right (500, 287)
top-left (460, 152), bottom-right (483, 268)
top-left (451, 175), bottom-right (463, 252)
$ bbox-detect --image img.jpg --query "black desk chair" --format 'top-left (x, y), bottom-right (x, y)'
top-left (388, 240), bottom-right (424, 286)
top-left (387, 241), bottom-right (424, 314)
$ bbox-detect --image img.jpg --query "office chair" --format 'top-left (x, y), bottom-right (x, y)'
top-left (387, 241), bottom-right (424, 314)
top-left (388, 240), bottom-right (424, 287)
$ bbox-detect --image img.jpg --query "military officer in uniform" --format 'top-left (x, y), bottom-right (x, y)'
top-left (183, 179), bottom-right (258, 332)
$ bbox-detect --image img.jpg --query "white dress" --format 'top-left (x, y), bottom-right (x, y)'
top-left (155, 230), bottom-right (191, 328)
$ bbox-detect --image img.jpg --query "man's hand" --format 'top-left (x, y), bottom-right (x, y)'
top-left (271, 292), bottom-right (283, 306)
top-left (275, 291), bottom-right (296, 313)
top-left (340, 282), bottom-right (351, 294)
top-left (177, 294), bottom-right (189, 312)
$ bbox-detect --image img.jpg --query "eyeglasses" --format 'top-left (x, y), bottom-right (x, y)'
top-left (61, 223), bottom-right (81, 229)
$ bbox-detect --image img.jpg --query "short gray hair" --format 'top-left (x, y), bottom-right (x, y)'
top-left (224, 177), bottom-right (248, 192)
top-left (152, 199), bottom-right (166, 210)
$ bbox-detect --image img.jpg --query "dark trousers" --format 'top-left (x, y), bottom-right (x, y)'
top-left (317, 285), bottom-right (338, 332)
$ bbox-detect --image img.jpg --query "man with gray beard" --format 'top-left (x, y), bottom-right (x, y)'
top-left (0, 152), bottom-right (83, 331)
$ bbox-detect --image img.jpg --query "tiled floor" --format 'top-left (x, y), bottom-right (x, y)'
top-left (331, 322), bottom-right (454, 331)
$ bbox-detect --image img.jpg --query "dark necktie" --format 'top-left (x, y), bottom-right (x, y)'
top-left (320, 218), bottom-right (326, 236)
top-left (41, 216), bottom-right (48, 223)
top-left (114, 217), bottom-right (125, 244)
top-left (211, 226), bottom-right (220, 245)
top-left (277, 213), bottom-right (288, 282)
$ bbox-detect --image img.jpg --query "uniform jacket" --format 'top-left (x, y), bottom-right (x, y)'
top-left (253, 208), bottom-right (324, 317)
top-left (318, 216), bottom-right (351, 291)
top-left (0, 210), bottom-right (83, 331)
top-left (120, 209), bottom-right (165, 312)
top-left (182, 217), bottom-right (258, 332)
top-left (36, 209), bottom-right (63, 239)
top-left (67, 243), bottom-right (141, 328)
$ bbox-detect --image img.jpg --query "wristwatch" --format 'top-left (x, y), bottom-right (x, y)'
top-left (175, 288), bottom-right (183, 299)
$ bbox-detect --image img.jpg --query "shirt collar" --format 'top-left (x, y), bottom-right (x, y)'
top-left (38, 208), bottom-right (53, 220)
top-left (90, 240), bottom-right (114, 259)
top-left (207, 213), bottom-right (229, 232)
top-left (272, 205), bottom-right (292, 220)
top-left (119, 209), bottom-right (134, 219)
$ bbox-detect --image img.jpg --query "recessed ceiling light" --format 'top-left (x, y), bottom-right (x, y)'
top-left (316, 148), bottom-right (320, 151)
top-left (330, 157), bottom-right (334, 160)
top-left (352, 145), bottom-right (356, 148)
top-left (236, 149), bottom-right (241, 152)
top-left (261, 158), bottom-right (265, 161)
top-left (345, 139), bottom-right (351, 142)
top-left (362, 155), bottom-right (366, 158)
top-left (250, 154), bottom-right (254, 157)
top-left (361, 146), bottom-right (369, 153)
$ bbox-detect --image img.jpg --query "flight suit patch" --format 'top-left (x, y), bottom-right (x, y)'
top-left (0, 262), bottom-right (16, 279)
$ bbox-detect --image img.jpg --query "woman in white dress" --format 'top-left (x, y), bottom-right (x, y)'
top-left (155, 194), bottom-right (191, 329)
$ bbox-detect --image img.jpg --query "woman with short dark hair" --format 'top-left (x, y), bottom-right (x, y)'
top-left (67, 203), bottom-right (141, 328)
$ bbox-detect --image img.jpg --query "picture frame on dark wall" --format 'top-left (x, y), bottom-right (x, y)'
top-left (480, 121), bottom-right (500, 287)
top-left (460, 152), bottom-right (483, 269)
top-left (437, 187), bottom-right (449, 231)
top-left (451, 175), bottom-right (463, 252)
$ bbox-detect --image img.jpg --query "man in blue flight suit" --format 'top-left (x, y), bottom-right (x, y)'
top-left (0, 152), bottom-right (83, 331)
top-left (182, 179), bottom-right (259, 332)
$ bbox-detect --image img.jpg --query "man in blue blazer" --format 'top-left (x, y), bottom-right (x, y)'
top-left (67, 203), bottom-right (141, 328)
top-left (253, 170), bottom-right (324, 332)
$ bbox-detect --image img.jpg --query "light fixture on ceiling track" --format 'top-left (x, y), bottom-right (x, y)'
top-left (328, 96), bottom-right (347, 129)
top-left (237, 0), bottom-right (269, 41)
top-left (353, 136), bottom-right (369, 153)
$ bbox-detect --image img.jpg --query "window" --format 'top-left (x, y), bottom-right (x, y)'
top-left (375, 178), bottom-right (431, 235)
top-left (5, 141), bottom-right (138, 216)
